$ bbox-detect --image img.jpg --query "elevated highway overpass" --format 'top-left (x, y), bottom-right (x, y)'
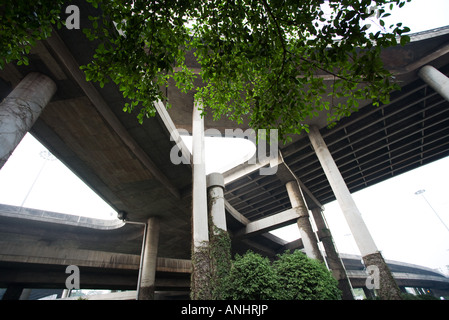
top-left (1, 0), bottom-right (449, 299)
top-left (0, 204), bottom-right (447, 299)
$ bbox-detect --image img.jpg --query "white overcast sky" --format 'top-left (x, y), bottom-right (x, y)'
top-left (0, 0), bottom-right (448, 272)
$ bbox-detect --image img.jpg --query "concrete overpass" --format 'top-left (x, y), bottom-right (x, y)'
top-left (0, 204), bottom-right (447, 300)
top-left (1, 0), bottom-right (449, 299)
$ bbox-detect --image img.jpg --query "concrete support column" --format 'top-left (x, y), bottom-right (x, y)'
top-left (61, 289), bottom-right (71, 298)
top-left (207, 172), bottom-right (227, 232)
top-left (308, 125), bottom-right (402, 299)
top-left (192, 99), bottom-right (209, 248)
top-left (191, 99), bottom-right (211, 299)
top-left (285, 180), bottom-right (324, 262)
top-left (418, 65), bottom-right (449, 102)
top-left (0, 72), bottom-right (56, 169)
top-left (362, 286), bottom-right (376, 300)
top-left (138, 217), bottom-right (160, 300)
top-left (311, 207), bottom-right (354, 300)
top-left (207, 172), bottom-right (231, 300)
top-left (1, 285), bottom-right (24, 300)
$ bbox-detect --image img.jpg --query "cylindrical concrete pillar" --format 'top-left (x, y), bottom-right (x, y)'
top-left (311, 207), bottom-right (354, 300)
top-left (138, 217), bottom-right (160, 300)
top-left (418, 65), bottom-right (449, 102)
top-left (207, 172), bottom-right (227, 232)
top-left (190, 99), bottom-right (212, 300)
top-left (61, 289), bottom-right (71, 299)
top-left (0, 72), bottom-right (56, 169)
top-left (192, 99), bottom-right (209, 248)
top-left (308, 126), bottom-right (378, 257)
top-left (308, 125), bottom-right (402, 299)
top-left (285, 180), bottom-right (324, 262)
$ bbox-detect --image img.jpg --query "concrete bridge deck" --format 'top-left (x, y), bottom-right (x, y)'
top-left (1, 0), bottom-right (449, 299)
top-left (0, 204), bottom-right (447, 298)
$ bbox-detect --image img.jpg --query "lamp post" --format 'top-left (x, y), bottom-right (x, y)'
top-left (20, 149), bottom-right (56, 208)
top-left (415, 189), bottom-right (449, 234)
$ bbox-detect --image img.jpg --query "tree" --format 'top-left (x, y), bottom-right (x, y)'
top-left (273, 250), bottom-right (341, 300)
top-left (221, 250), bottom-right (341, 300)
top-left (221, 251), bottom-right (280, 300)
top-left (0, 1), bottom-right (64, 69)
top-left (1, 0), bottom-right (411, 141)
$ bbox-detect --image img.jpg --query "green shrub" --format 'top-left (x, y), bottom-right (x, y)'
top-left (222, 250), bottom-right (341, 300)
top-left (221, 251), bottom-right (280, 300)
top-left (401, 293), bottom-right (439, 300)
top-left (273, 250), bottom-right (342, 300)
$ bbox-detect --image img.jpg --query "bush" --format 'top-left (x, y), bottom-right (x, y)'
top-left (401, 293), bottom-right (439, 300)
top-left (221, 251), bottom-right (280, 300)
top-left (273, 250), bottom-right (341, 300)
top-left (222, 250), bottom-right (342, 300)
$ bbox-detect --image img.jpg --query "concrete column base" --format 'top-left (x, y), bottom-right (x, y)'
top-left (191, 245), bottom-right (212, 300)
top-left (362, 251), bottom-right (402, 300)
top-left (1, 286), bottom-right (24, 300)
top-left (312, 207), bottom-right (354, 300)
top-left (139, 286), bottom-right (156, 300)
top-left (319, 231), bottom-right (354, 300)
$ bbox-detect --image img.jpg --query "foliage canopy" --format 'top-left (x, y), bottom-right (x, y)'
top-left (1, 0), bottom-right (411, 141)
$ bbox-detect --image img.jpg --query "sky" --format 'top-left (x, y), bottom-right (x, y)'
top-left (0, 0), bottom-right (448, 274)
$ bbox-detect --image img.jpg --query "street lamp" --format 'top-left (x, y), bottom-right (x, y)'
top-left (415, 189), bottom-right (449, 234)
top-left (20, 149), bottom-right (56, 208)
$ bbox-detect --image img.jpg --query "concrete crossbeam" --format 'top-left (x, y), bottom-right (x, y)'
top-left (419, 65), bottom-right (449, 102)
top-left (236, 207), bottom-right (300, 237)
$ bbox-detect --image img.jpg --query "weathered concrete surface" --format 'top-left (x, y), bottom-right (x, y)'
top-left (286, 180), bottom-right (324, 262)
top-left (311, 207), bottom-right (354, 300)
top-left (207, 172), bottom-right (227, 232)
top-left (0, 72), bottom-right (56, 169)
top-left (308, 125), bottom-right (379, 258)
top-left (363, 251), bottom-right (403, 300)
top-left (138, 217), bottom-right (160, 300)
top-left (419, 65), bottom-right (449, 102)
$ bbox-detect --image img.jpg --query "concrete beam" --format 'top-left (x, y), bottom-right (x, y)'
top-left (44, 31), bottom-right (181, 200)
top-left (280, 238), bottom-right (304, 252)
top-left (223, 150), bottom-right (283, 185)
top-left (419, 65), bottom-right (449, 102)
top-left (236, 207), bottom-right (301, 238)
top-left (224, 199), bottom-right (250, 225)
top-left (153, 99), bottom-right (192, 166)
top-left (0, 239), bottom-right (190, 274)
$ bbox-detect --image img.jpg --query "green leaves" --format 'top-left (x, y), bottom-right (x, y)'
top-left (221, 250), bottom-right (341, 300)
top-left (273, 250), bottom-right (341, 300)
top-left (0, 1), bottom-right (65, 69)
top-left (2, 0), bottom-right (412, 141)
top-left (221, 251), bottom-right (280, 300)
